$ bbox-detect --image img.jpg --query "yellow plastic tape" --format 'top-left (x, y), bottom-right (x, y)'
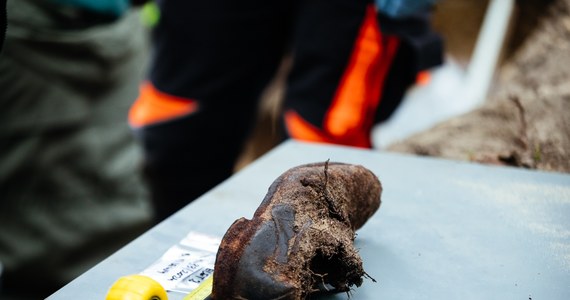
top-left (183, 275), bottom-right (213, 300)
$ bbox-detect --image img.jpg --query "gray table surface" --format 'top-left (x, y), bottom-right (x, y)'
top-left (48, 140), bottom-right (570, 300)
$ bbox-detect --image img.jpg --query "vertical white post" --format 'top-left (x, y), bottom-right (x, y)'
top-left (463, 0), bottom-right (515, 106)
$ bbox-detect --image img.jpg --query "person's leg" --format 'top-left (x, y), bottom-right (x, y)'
top-left (1, 0), bottom-right (6, 52)
top-left (374, 9), bottom-right (444, 123)
top-left (282, 0), bottom-right (401, 148)
top-left (130, 0), bottom-right (295, 221)
top-left (0, 3), bottom-right (151, 297)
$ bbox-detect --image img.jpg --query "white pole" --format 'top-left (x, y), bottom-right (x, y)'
top-left (463, 0), bottom-right (515, 106)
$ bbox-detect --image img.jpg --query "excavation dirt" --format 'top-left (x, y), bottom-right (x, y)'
top-left (388, 0), bottom-right (570, 173)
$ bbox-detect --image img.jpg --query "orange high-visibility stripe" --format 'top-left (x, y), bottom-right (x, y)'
top-left (324, 5), bottom-right (400, 148)
top-left (284, 109), bottom-right (331, 144)
top-left (416, 70), bottom-right (431, 86)
top-left (129, 81), bottom-right (198, 128)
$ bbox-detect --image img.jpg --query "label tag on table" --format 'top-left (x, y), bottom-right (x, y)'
top-left (140, 231), bottom-right (221, 294)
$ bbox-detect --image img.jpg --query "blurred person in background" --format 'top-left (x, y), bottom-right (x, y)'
top-left (1, 0), bottom-right (5, 52)
top-left (0, 0), bottom-right (153, 298)
top-left (129, 0), bottom-right (443, 222)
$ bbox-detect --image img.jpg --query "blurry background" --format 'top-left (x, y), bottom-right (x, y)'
top-left (237, 0), bottom-right (569, 173)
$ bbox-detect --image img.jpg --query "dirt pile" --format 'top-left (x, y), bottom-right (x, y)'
top-left (388, 0), bottom-right (570, 173)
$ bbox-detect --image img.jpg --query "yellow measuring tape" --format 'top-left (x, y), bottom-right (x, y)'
top-left (183, 275), bottom-right (213, 300)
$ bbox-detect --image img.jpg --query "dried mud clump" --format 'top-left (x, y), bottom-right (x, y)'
top-left (212, 161), bottom-right (382, 299)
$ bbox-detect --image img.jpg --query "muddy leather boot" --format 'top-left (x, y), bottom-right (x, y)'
top-left (212, 162), bottom-right (382, 299)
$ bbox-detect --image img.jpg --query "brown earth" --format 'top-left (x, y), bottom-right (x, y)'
top-left (388, 0), bottom-right (570, 173)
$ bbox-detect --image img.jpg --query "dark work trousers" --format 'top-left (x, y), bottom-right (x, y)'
top-left (130, 0), bottom-right (441, 221)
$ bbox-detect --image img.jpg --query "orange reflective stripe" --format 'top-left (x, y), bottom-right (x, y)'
top-left (284, 110), bottom-right (331, 144)
top-left (325, 5), bottom-right (381, 138)
top-left (324, 5), bottom-right (399, 148)
top-left (284, 109), bottom-right (370, 148)
top-left (129, 81), bottom-right (198, 128)
top-left (416, 70), bottom-right (431, 86)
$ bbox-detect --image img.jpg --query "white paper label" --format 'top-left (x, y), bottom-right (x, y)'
top-left (140, 232), bottom-right (221, 294)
